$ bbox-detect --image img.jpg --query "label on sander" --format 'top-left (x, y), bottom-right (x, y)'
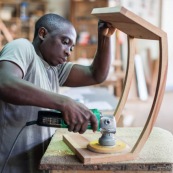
top-left (37, 109), bottom-right (101, 131)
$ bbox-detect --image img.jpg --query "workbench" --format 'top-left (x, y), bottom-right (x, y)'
top-left (39, 127), bottom-right (173, 173)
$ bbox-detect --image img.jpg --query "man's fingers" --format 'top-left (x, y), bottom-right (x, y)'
top-left (79, 121), bottom-right (88, 134)
top-left (68, 124), bottom-right (74, 132)
top-left (73, 124), bottom-right (82, 133)
top-left (109, 27), bottom-right (116, 35)
top-left (102, 28), bottom-right (109, 36)
top-left (103, 26), bottom-right (116, 37)
top-left (90, 115), bottom-right (98, 132)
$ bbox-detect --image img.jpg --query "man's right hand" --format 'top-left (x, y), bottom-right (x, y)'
top-left (57, 96), bottom-right (98, 134)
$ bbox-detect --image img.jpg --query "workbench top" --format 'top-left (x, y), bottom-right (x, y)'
top-left (39, 127), bottom-right (173, 172)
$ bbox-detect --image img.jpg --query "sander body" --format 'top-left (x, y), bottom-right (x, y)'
top-left (37, 109), bottom-right (116, 146)
top-left (37, 109), bottom-right (123, 154)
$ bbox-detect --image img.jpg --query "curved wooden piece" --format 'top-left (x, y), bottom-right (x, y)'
top-left (131, 35), bottom-right (168, 154)
top-left (114, 36), bottom-right (135, 122)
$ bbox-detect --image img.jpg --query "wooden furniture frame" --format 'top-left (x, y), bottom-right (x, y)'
top-left (91, 6), bottom-right (168, 161)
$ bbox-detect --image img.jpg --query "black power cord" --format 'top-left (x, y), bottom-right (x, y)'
top-left (1, 121), bottom-right (37, 173)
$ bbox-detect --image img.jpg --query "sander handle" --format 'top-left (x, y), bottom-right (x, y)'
top-left (37, 109), bottom-right (101, 131)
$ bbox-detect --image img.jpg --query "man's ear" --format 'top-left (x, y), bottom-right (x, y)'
top-left (38, 27), bottom-right (48, 40)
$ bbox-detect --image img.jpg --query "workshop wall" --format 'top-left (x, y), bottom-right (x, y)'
top-left (46, 0), bottom-right (70, 18)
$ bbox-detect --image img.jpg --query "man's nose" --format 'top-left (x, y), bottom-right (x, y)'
top-left (65, 48), bottom-right (71, 57)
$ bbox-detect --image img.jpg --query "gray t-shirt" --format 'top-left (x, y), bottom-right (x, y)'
top-left (0, 38), bottom-right (73, 173)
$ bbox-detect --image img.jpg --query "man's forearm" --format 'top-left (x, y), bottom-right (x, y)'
top-left (0, 73), bottom-right (65, 110)
top-left (91, 35), bottom-right (111, 83)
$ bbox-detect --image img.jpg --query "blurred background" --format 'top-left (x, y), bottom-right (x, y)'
top-left (0, 0), bottom-right (172, 133)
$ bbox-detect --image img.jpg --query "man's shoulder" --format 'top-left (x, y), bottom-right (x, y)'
top-left (2, 38), bottom-right (35, 54)
top-left (9, 38), bottom-right (32, 47)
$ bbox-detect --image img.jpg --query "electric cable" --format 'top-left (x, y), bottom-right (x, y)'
top-left (1, 121), bottom-right (37, 173)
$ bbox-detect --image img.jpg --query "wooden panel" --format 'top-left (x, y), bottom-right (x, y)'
top-left (91, 6), bottom-right (166, 40)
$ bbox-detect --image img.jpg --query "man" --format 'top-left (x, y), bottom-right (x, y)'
top-left (0, 13), bottom-right (115, 173)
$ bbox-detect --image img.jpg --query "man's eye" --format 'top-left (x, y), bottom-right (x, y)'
top-left (63, 41), bottom-right (68, 45)
top-left (70, 46), bottom-right (74, 52)
top-left (63, 39), bottom-right (69, 45)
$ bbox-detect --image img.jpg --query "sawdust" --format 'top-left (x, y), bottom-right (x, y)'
top-left (44, 140), bottom-right (74, 157)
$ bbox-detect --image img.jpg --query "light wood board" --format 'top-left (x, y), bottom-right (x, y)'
top-left (91, 6), bottom-right (165, 40)
top-left (63, 134), bottom-right (131, 164)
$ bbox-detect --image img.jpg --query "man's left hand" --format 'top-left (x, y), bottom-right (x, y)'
top-left (98, 20), bottom-right (116, 37)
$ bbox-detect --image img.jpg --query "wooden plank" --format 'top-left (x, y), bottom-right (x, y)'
top-left (91, 6), bottom-right (166, 40)
top-left (63, 134), bottom-right (131, 164)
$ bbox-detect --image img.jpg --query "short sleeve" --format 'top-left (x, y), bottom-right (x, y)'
top-left (58, 62), bottom-right (74, 86)
top-left (0, 38), bottom-right (35, 76)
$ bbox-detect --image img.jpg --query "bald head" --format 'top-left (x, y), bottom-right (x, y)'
top-left (33, 13), bottom-right (73, 39)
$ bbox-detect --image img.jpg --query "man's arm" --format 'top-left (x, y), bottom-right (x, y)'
top-left (64, 21), bottom-right (115, 87)
top-left (0, 61), bottom-right (97, 133)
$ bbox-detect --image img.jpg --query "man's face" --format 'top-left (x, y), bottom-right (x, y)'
top-left (39, 24), bottom-right (76, 66)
